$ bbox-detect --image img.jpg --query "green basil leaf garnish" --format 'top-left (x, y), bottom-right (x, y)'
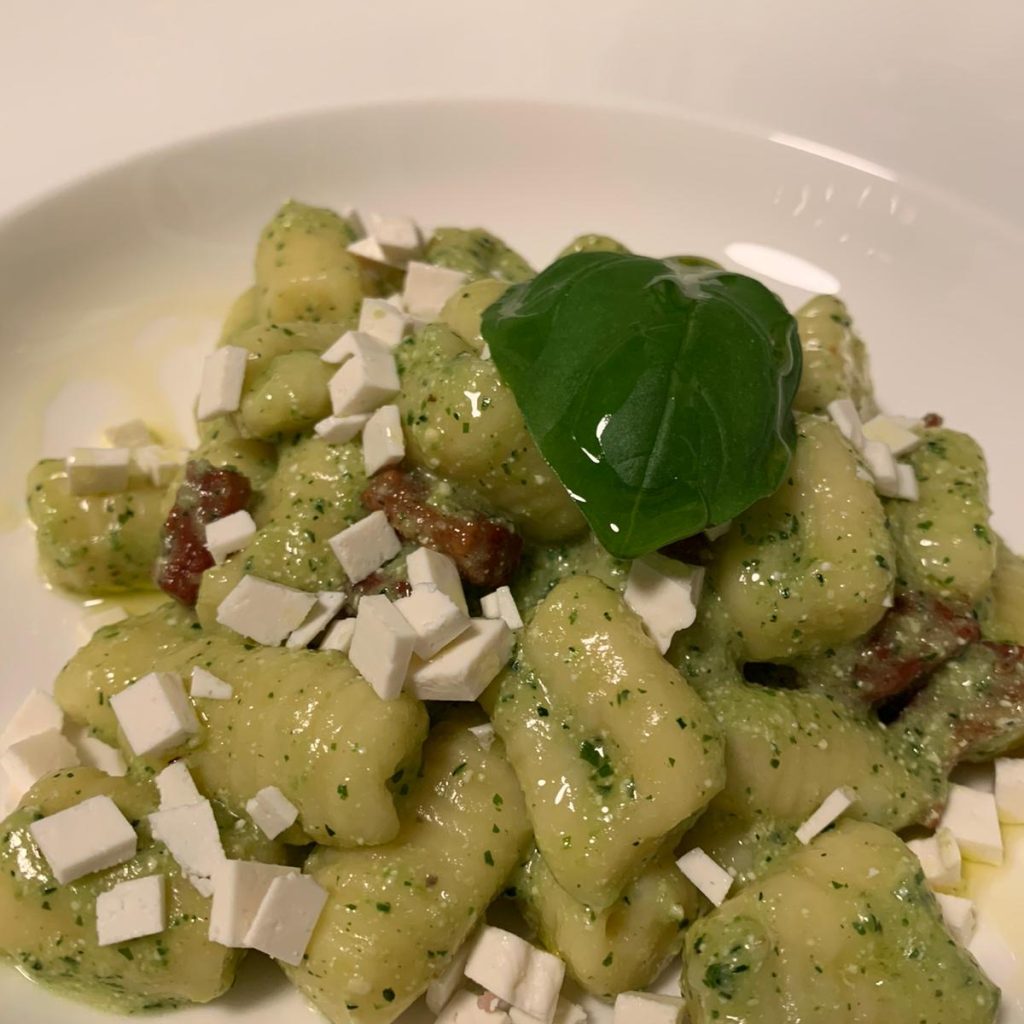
top-left (481, 251), bottom-right (802, 557)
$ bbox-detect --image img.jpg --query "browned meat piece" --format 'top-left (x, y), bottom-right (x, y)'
top-left (362, 468), bottom-right (522, 588)
top-left (922, 412), bottom-right (944, 428)
top-left (156, 460), bottom-right (252, 605)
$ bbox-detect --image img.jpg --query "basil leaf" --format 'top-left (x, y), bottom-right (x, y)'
top-left (481, 251), bottom-right (802, 557)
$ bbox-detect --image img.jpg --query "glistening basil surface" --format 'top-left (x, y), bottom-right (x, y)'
top-left (481, 251), bottom-right (802, 557)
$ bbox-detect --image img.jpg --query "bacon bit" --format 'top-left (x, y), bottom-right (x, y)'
top-left (922, 412), bottom-right (944, 428)
top-left (362, 468), bottom-right (522, 588)
top-left (156, 460), bottom-right (252, 606)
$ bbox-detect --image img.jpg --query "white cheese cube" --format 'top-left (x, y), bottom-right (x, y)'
top-left (613, 992), bottom-right (683, 1024)
top-left (64, 722), bottom-right (127, 778)
top-left (480, 586), bottom-right (524, 630)
top-left (314, 413), bottom-right (369, 444)
top-left (510, 997), bottom-right (588, 1024)
top-left (109, 671), bottom-right (199, 758)
top-left (155, 760), bottom-right (202, 810)
top-left (196, 345), bottom-right (248, 421)
top-left (862, 439), bottom-right (899, 495)
top-left (246, 786), bottom-right (299, 839)
top-left (190, 667), bottom-right (233, 700)
top-left (320, 329), bottom-right (385, 367)
top-left (826, 398), bottom-right (865, 449)
top-left (407, 546), bottom-right (467, 614)
top-left (465, 926), bottom-right (566, 1023)
top-left (66, 447), bottom-right (132, 495)
top-left (436, 990), bottom-right (511, 1024)
top-left (96, 874), bottom-right (165, 946)
top-left (469, 723), bottom-right (496, 751)
top-left (906, 827), bottom-right (962, 891)
top-left (402, 261), bottom-right (469, 320)
top-left (349, 595), bottom-right (418, 701)
top-left (105, 419), bottom-right (159, 448)
top-left (362, 404), bottom-right (406, 476)
top-left (149, 800), bottom-right (226, 896)
top-left (30, 794), bottom-right (138, 884)
top-left (0, 768), bottom-right (18, 821)
top-left (216, 574), bottom-right (319, 646)
top-left (624, 554), bottom-right (704, 654)
top-left (131, 445), bottom-right (184, 487)
top-left (209, 859), bottom-right (299, 947)
top-left (938, 783), bottom-right (1004, 865)
top-left (243, 872), bottom-right (328, 966)
top-left (328, 510), bottom-right (401, 584)
top-left (862, 414), bottom-right (923, 457)
top-left (795, 786), bottom-right (857, 845)
top-left (676, 847), bottom-right (733, 906)
top-left (936, 893), bottom-right (977, 946)
top-left (407, 618), bottom-right (514, 702)
top-left (358, 298), bottom-right (410, 350)
top-left (286, 591), bottom-right (346, 649)
top-left (425, 941), bottom-right (474, 1014)
top-left (320, 618), bottom-right (356, 653)
top-left (204, 510), bottom-right (257, 565)
top-left (0, 729), bottom-right (79, 798)
top-left (367, 212), bottom-right (423, 263)
top-left (348, 235), bottom-right (401, 267)
top-left (0, 689), bottom-right (63, 751)
top-left (394, 586), bottom-right (471, 659)
top-left (995, 757), bottom-right (1024, 823)
top-left (887, 461), bottom-right (919, 501)
top-left (480, 343), bottom-right (492, 360)
top-left (328, 342), bottom-right (400, 416)
top-left (78, 603), bottom-right (128, 644)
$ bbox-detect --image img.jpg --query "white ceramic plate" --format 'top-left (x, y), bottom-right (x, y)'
top-left (1, 99), bottom-right (1022, 1023)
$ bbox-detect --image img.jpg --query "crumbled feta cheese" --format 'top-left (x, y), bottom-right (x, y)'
top-left (209, 859), bottom-right (299, 947)
top-left (469, 723), bottom-right (496, 751)
top-left (402, 261), bottom-right (469, 320)
top-left (148, 800), bottom-right (226, 896)
top-left (407, 546), bottom-right (467, 614)
top-left (394, 586), bottom-right (471, 659)
top-left (66, 447), bottom-right (132, 495)
top-left (861, 439), bottom-right (899, 494)
top-left (938, 783), bottom-right (1003, 865)
top-left (64, 722), bottom-right (127, 777)
top-left (407, 619), bottom-right (514, 702)
top-left (285, 591), bottom-right (346, 649)
top-left (936, 893), bottom-right (977, 946)
top-left (155, 760), bottom-right (203, 810)
top-left (906, 827), bottom-right (962, 891)
top-left (480, 343), bottom-right (492, 360)
top-left (190, 667), bottom-right (233, 700)
top-left (196, 345), bottom-right (248, 421)
top-left (0, 689), bottom-right (64, 751)
top-left (109, 671), bottom-right (199, 758)
top-left (216, 575), bottom-right (319, 646)
top-left (0, 729), bottom-right (79, 798)
top-left (675, 847), bottom-right (733, 906)
top-left (480, 586), bottom-right (524, 630)
top-left (349, 595), bottom-right (418, 700)
top-left (826, 398), bottom-right (865, 449)
top-left (613, 992), bottom-right (685, 1024)
top-left (320, 329), bottom-right (385, 367)
top-left (862, 414), bottom-right (923, 457)
top-left (425, 940), bottom-right (474, 1014)
top-left (348, 235), bottom-right (401, 267)
top-left (320, 618), bottom-right (356, 653)
top-left (131, 445), bottom-right (184, 487)
top-left (246, 786), bottom-right (299, 840)
top-left (366, 213), bottom-right (423, 263)
top-left (362, 404), bottom-right (406, 476)
top-left (105, 419), bottom-right (159, 448)
top-left (78, 603), bottom-right (128, 644)
top-left (97, 874), bottom-right (165, 946)
top-left (994, 757), bottom-right (1024, 823)
top-left (328, 510), bottom-right (401, 584)
top-left (436, 990), bottom-right (511, 1024)
top-left (879, 461), bottom-right (919, 501)
top-left (30, 795), bottom-right (138, 884)
top-left (314, 413), bottom-right (370, 444)
top-left (243, 872), bottom-right (328, 966)
top-left (205, 510), bottom-right (257, 565)
top-left (795, 786), bottom-right (857, 845)
top-left (624, 554), bottom-right (704, 654)
top-left (327, 338), bottom-right (400, 416)
top-left (358, 298), bottom-right (410, 350)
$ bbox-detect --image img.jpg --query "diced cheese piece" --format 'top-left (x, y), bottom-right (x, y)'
top-left (148, 800), bottom-right (226, 896)
top-left (511, 997), bottom-right (588, 1024)
top-left (320, 618), bottom-right (356, 653)
top-left (367, 212), bottom-right (423, 263)
top-left (348, 235), bottom-right (401, 267)
top-left (407, 546), bottom-right (467, 614)
top-left (320, 329), bottom-right (385, 367)
top-left (0, 768), bottom-right (18, 821)
top-left (109, 671), bottom-right (199, 758)
top-left (480, 586), bottom-right (524, 630)
top-left (889, 462), bottom-right (919, 501)
top-left (362, 404), bottom-right (406, 476)
top-left (436, 990), bottom-right (511, 1024)
top-left (995, 757), bottom-right (1024, 823)
top-left (469, 723), bottom-right (496, 751)
top-left (349, 595), bottom-right (418, 701)
top-left (246, 786), bottom-right (299, 839)
top-left (196, 345), bottom-right (248, 421)
top-left (480, 343), bottom-right (492, 360)
top-left (209, 859), bottom-right (299, 947)
top-left (30, 795), bottom-right (137, 884)
top-left (795, 786), bottom-right (857, 845)
top-left (826, 398), bottom-right (865, 449)
top-left (358, 298), bottom-right (410, 350)
top-left (613, 992), bottom-right (684, 1024)
top-left (394, 586), bottom-right (471, 659)
top-left (216, 575), bottom-right (319, 646)
top-left (328, 340), bottom-right (400, 416)
top-left (968, 923), bottom-right (1018, 998)
top-left (403, 261), bottom-right (469, 320)
top-left (204, 510), bottom-right (257, 565)
top-left (105, 419), bottom-right (159, 448)
top-left (936, 893), bottom-right (977, 946)
top-left (862, 439), bottom-right (899, 495)
top-left (0, 689), bottom-right (63, 751)
top-left (465, 926), bottom-right (566, 1023)
top-left (862, 414), bottom-right (923, 457)
top-left (328, 510), bottom-right (401, 584)
top-left (96, 874), bottom-right (165, 946)
top-left (131, 445), bottom-right (184, 487)
top-left (407, 619), bottom-right (514, 702)
top-left (624, 554), bottom-right (704, 654)
top-left (190, 666), bottom-right (233, 700)
top-left (314, 413), bottom-right (369, 444)
top-left (676, 848), bottom-right (733, 906)
top-left (243, 872), bottom-right (328, 966)
top-left (66, 447), bottom-right (132, 495)
top-left (425, 940), bottom-right (474, 1014)
top-left (155, 761), bottom-right (202, 810)
top-left (64, 722), bottom-right (127, 778)
top-left (78, 603), bottom-right (128, 644)
top-left (938, 783), bottom-right (1004, 865)
top-left (905, 827), bottom-right (962, 891)
top-left (704, 520), bottom-right (732, 542)
top-left (0, 729), bottom-right (79, 797)
top-left (286, 591), bottom-right (346, 649)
